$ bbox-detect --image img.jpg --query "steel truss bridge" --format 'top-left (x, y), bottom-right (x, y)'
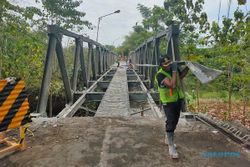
top-left (35, 25), bottom-right (249, 149)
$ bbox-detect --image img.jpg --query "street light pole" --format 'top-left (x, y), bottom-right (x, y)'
top-left (96, 17), bottom-right (101, 42)
top-left (96, 10), bottom-right (120, 42)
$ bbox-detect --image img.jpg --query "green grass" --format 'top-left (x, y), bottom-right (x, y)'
top-left (186, 90), bottom-right (242, 102)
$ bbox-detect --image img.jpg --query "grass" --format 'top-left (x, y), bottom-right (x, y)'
top-left (186, 89), bottom-right (243, 103)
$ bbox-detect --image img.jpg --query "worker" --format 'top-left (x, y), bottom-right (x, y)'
top-left (155, 55), bottom-right (189, 159)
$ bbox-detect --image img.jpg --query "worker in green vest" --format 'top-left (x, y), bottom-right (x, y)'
top-left (155, 55), bottom-right (189, 159)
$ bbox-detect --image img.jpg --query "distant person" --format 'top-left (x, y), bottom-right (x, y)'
top-left (129, 58), bottom-right (132, 64)
top-left (155, 55), bottom-right (189, 159)
top-left (128, 58), bottom-right (134, 69)
top-left (116, 60), bottom-right (120, 67)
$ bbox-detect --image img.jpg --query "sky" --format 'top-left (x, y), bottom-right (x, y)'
top-left (18, 0), bottom-right (250, 46)
top-left (80, 0), bottom-right (249, 46)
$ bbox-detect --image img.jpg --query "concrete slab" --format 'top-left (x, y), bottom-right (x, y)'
top-left (95, 65), bottom-right (130, 117)
top-left (0, 117), bottom-right (249, 167)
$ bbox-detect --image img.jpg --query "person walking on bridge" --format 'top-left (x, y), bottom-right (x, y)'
top-left (155, 55), bottom-right (188, 159)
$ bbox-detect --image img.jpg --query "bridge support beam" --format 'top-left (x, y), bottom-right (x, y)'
top-left (55, 36), bottom-right (73, 105)
top-left (57, 68), bottom-right (113, 118)
top-left (36, 34), bottom-right (57, 116)
top-left (36, 25), bottom-right (117, 117)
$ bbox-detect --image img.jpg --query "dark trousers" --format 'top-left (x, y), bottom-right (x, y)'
top-left (163, 99), bottom-right (183, 132)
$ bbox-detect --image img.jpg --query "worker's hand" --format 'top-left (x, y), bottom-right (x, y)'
top-left (171, 62), bottom-right (178, 72)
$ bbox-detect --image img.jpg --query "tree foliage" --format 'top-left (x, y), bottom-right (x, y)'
top-left (138, 0), bottom-right (210, 33)
top-left (116, 25), bottom-right (153, 56)
top-left (0, 0), bottom-right (91, 91)
top-left (119, 0), bottom-right (209, 56)
top-left (36, 0), bottom-right (92, 30)
top-left (0, 21), bottom-right (45, 87)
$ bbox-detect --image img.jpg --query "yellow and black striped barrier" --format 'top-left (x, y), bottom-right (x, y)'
top-left (0, 78), bottom-right (32, 158)
top-left (0, 78), bottom-right (31, 131)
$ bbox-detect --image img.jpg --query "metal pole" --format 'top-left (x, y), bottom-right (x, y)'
top-left (96, 18), bottom-right (101, 42)
top-left (96, 10), bottom-right (120, 42)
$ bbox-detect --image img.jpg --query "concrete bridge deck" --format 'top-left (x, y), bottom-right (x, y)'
top-left (95, 66), bottom-right (130, 117)
top-left (1, 117), bottom-right (249, 167)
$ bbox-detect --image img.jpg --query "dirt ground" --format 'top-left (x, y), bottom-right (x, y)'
top-left (194, 99), bottom-right (250, 129)
top-left (0, 117), bottom-right (249, 167)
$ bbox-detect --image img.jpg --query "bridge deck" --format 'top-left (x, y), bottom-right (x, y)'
top-left (1, 117), bottom-right (249, 167)
top-left (95, 65), bottom-right (130, 117)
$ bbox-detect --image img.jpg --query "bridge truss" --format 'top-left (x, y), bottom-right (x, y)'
top-left (37, 25), bottom-right (116, 116)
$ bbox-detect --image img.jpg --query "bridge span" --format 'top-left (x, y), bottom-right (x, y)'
top-left (0, 25), bottom-right (249, 167)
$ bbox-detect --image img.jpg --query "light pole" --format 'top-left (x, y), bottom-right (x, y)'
top-left (96, 10), bottom-right (120, 42)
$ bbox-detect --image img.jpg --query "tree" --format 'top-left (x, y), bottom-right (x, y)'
top-left (0, 0), bottom-right (23, 22)
top-left (0, 0), bottom-right (46, 82)
top-left (29, 0), bottom-right (92, 31)
top-left (137, 0), bottom-right (210, 34)
top-left (120, 1), bottom-right (210, 57)
top-left (0, 19), bottom-right (47, 88)
top-left (207, 7), bottom-right (250, 120)
top-left (117, 25), bottom-right (153, 56)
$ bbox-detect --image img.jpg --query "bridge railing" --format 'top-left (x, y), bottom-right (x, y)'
top-left (37, 25), bottom-right (116, 116)
top-left (130, 25), bottom-right (222, 113)
top-left (130, 25), bottom-right (180, 89)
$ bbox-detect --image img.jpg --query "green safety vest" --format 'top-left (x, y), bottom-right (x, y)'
top-left (155, 68), bottom-right (185, 104)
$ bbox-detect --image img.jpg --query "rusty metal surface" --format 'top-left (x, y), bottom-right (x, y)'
top-left (186, 61), bottom-right (222, 84)
top-left (0, 78), bottom-right (31, 132)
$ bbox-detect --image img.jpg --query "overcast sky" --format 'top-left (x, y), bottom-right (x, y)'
top-left (79, 0), bottom-right (249, 46)
top-left (19, 0), bottom-right (250, 46)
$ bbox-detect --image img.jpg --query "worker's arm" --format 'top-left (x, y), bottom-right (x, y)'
top-left (180, 66), bottom-right (189, 79)
top-left (162, 62), bottom-right (177, 89)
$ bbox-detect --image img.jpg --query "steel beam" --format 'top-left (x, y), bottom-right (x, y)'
top-left (135, 30), bottom-right (169, 52)
top-left (88, 81), bottom-right (110, 89)
top-left (37, 34), bottom-right (57, 116)
top-left (132, 69), bottom-right (162, 118)
top-left (48, 25), bottom-right (105, 48)
top-left (91, 45), bottom-right (96, 80)
top-left (38, 25), bottom-right (117, 117)
top-left (72, 39), bottom-right (81, 92)
top-left (57, 68), bottom-right (113, 118)
top-left (129, 92), bottom-right (159, 102)
top-left (73, 91), bottom-right (159, 103)
top-left (55, 37), bottom-right (73, 104)
top-left (74, 92), bottom-right (105, 102)
top-left (127, 75), bottom-right (145, 80)
top-left (79, 42), bottom-right (88, 87)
